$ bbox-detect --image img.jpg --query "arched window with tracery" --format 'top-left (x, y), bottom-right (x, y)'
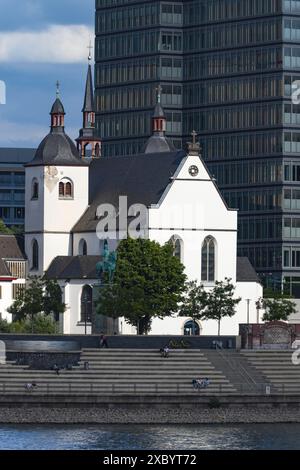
top-left (59, 178), bottom-right (73, 199)
top-left (80, 285), bottom-right (93, 323)
top-left (169, 236), bottom-right (183, 262)
top-left (201, 236), bottom-right (216, 282)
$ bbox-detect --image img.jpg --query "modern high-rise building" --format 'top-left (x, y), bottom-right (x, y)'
top-left (95, 0), bottom-right (300, 294)
top-left (0, 148), bottom-right (35, 228)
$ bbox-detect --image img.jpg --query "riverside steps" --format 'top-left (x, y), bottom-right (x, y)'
top-left (0, 349), bottom-right (236, 396)
top-left (0, 334), bottom-right (299, 407)
top-left (240, 350), bottom-right (300, 395)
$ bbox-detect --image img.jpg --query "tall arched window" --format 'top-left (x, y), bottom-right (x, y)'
top-left (79, 239), bottom-right (87, 256)
top-left (169, 236), bottom-right (183, 262)
top-left (59, 178), bottom-right (73, 199)
top-left (32, 179), bottom-right (39, 200)
top-left (32, 239), bottom-right (39, 270)
top-left (201, 236), bottom-right (216, 282)
top-left (81, 285), bottom-right (93, 323)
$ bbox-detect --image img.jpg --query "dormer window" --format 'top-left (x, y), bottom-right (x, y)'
top-left (59, 178), bottom-right (73, 199)
top-left (32, 179), bottom-right (39, 200)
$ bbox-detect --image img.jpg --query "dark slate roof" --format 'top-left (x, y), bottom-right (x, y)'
top-left (0, 235), bottom-right (25, 260)
top-left (26, 129), bottom-right (89, 167)
top-left (0, 258), bottom-right (10, 277)
top-left (51, 98), bottom-right (65, 115)
top-left (45, 256), bottom-right (102, 280)
top-left (236, 257), bottom-right (260, 283)
top-left (0, 148), bottom-right (36, 164)
top-left (144, 135), bottom-right (176, 154)
top-left (72, 150), bottom-right (185, 232)
top-left (153, 102), bottom-right (165, 118)
top-left (82, 64), bottom-right (94, 113)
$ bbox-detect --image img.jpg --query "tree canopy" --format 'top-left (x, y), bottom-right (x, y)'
top-left (96, 237), bottom-right (187, 334)
top-left (260, 289), bottom-right (297, 322)
top-left (0, 218), bottom-right (12, 234)
top-left (180, 278), bottom-right (241, 336)
top-left (7, 277), bottom-right (65, 328)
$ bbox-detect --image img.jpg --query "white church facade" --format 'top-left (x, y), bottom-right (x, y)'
top-left (2, 63), bottom-right (263, 336)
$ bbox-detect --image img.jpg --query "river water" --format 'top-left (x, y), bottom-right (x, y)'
top-left (0, 423), bottom-right (299, 450)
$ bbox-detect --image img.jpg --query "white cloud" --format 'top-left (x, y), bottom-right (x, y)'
top-left (0, 25), bottom-right (94, 63)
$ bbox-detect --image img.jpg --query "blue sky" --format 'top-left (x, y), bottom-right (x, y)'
top-left (0, 0), bottom-right (95, 147)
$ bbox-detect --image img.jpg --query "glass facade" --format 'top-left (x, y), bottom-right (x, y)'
top-left (0, 149), bottom-right (35, 228)
top-left (95, 0), bottom-right (184, 156)
top-left (95, 0), bottom-right (300, 292)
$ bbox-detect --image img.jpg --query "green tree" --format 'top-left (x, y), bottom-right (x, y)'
top-left (0, 218), bottom-right (12, 234)
top-left (179, 280), bottom-right (208, 332)
top-left (8, 277), bottom-right (44, 324)
top-left (261, 290), bottom-right (297, 322)
top-left (96, 238), bottom-right (187, 335)
top-left (203, 278), bottom-right (241, 336)
top-left (43, 279), bottom-right (66, 320)
top-left (7, 276), bottom-right (65, 332)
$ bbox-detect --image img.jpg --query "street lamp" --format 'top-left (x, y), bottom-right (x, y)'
top-left (246, 299), bottom-right (251, 324)
top-left (82, 290), bottom-right (91, 335)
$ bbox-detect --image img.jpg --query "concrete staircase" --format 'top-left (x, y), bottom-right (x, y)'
top-left (0, 349), bottom-right (236, 396)
top-left (203, 350), bottom-right (268, 394)
top-left (241, 350), bottom-right (300, 395)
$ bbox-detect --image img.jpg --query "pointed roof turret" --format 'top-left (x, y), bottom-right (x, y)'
top-left (82, 63), bottom-right (94, 113)
top-left (26, 83), bottom-right (88, 167)
top-left (144, 85), bottom-right (175, 154)
top-left (76, 44), bottom-right (102, 159)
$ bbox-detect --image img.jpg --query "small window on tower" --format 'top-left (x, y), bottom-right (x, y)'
top-left (32, 179), bottom-right (39, 200)
top-left (58, 178), bottom-right (74, 199)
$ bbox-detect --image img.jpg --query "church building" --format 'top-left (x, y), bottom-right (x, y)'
top-left (3, 61), bottom-right (263, 336)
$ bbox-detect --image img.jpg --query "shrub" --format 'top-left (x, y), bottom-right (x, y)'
top-left (208, 397), bottom-right (221, 409)
top-left (0, 315), bottom-right (59, 334)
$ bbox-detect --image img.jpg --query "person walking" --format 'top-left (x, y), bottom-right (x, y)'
top-left (99, 333), bottom-right (109, 348)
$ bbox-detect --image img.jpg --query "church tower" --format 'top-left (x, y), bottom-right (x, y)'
top-left (76, 51), bottom-right (101, 159)
top-left (25, 85), bottom-right (89, 276)
top-left (144, 86), bottom-right (175, 154)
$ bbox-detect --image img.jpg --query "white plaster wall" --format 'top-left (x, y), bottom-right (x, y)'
top-left (0, 282), bottom-right (13, 321)
top-left (25, 166), bottom-right (45, 233)
top-left (73, 233), bottom-right (118, 256)
top-left (43, 166), bottom-right (89, 233)
top-left (150, 281), bottom-right (263, 337)
top-left (0, 278), bottom-right (27, 321)
top-left (61, 280), bottom-right (92, 335)
top-left (149, 229), bottom-right (237, 283)
top-left (25, 165), bottom-right (89, 274)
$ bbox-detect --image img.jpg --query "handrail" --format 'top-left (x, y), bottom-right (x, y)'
top-left (0, 381), bottom-right (289, 395)
top-left (214, 343), bottom-right (258, 386)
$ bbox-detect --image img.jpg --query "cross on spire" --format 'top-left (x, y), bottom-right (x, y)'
top-left (191, 130), bottom-right (197, 145)
top-left (156, 84), bottom-right (162, 103)
top-left (56, 80), bottom-right (60, 98)
top-left (87, 40), bottom-right (93, 62)
top-left (187, 130), bottom-right (201, 156)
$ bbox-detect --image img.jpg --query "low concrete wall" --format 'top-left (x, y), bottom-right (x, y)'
top-left (0, 334), bottom-right (240, 350)
top-left (6, 351), bottom-right (80, 370)
top-left (0, 393), bottom-right (299, 407)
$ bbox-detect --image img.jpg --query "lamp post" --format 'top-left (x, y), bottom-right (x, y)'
top-left (255, 300), bottom-right (262, 324)
top-left (246, 299), bottom-right (251, 325)
top-left (82, 290), bottom-right (91, 336)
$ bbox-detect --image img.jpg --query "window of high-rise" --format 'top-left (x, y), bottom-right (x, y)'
top-left (95, 0), bottom-right (300, 294)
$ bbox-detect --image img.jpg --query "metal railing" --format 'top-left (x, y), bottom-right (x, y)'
top-left (0, 381), bottom-right (296, 396)
top-left (214, 342), bottom-right (258, 388)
